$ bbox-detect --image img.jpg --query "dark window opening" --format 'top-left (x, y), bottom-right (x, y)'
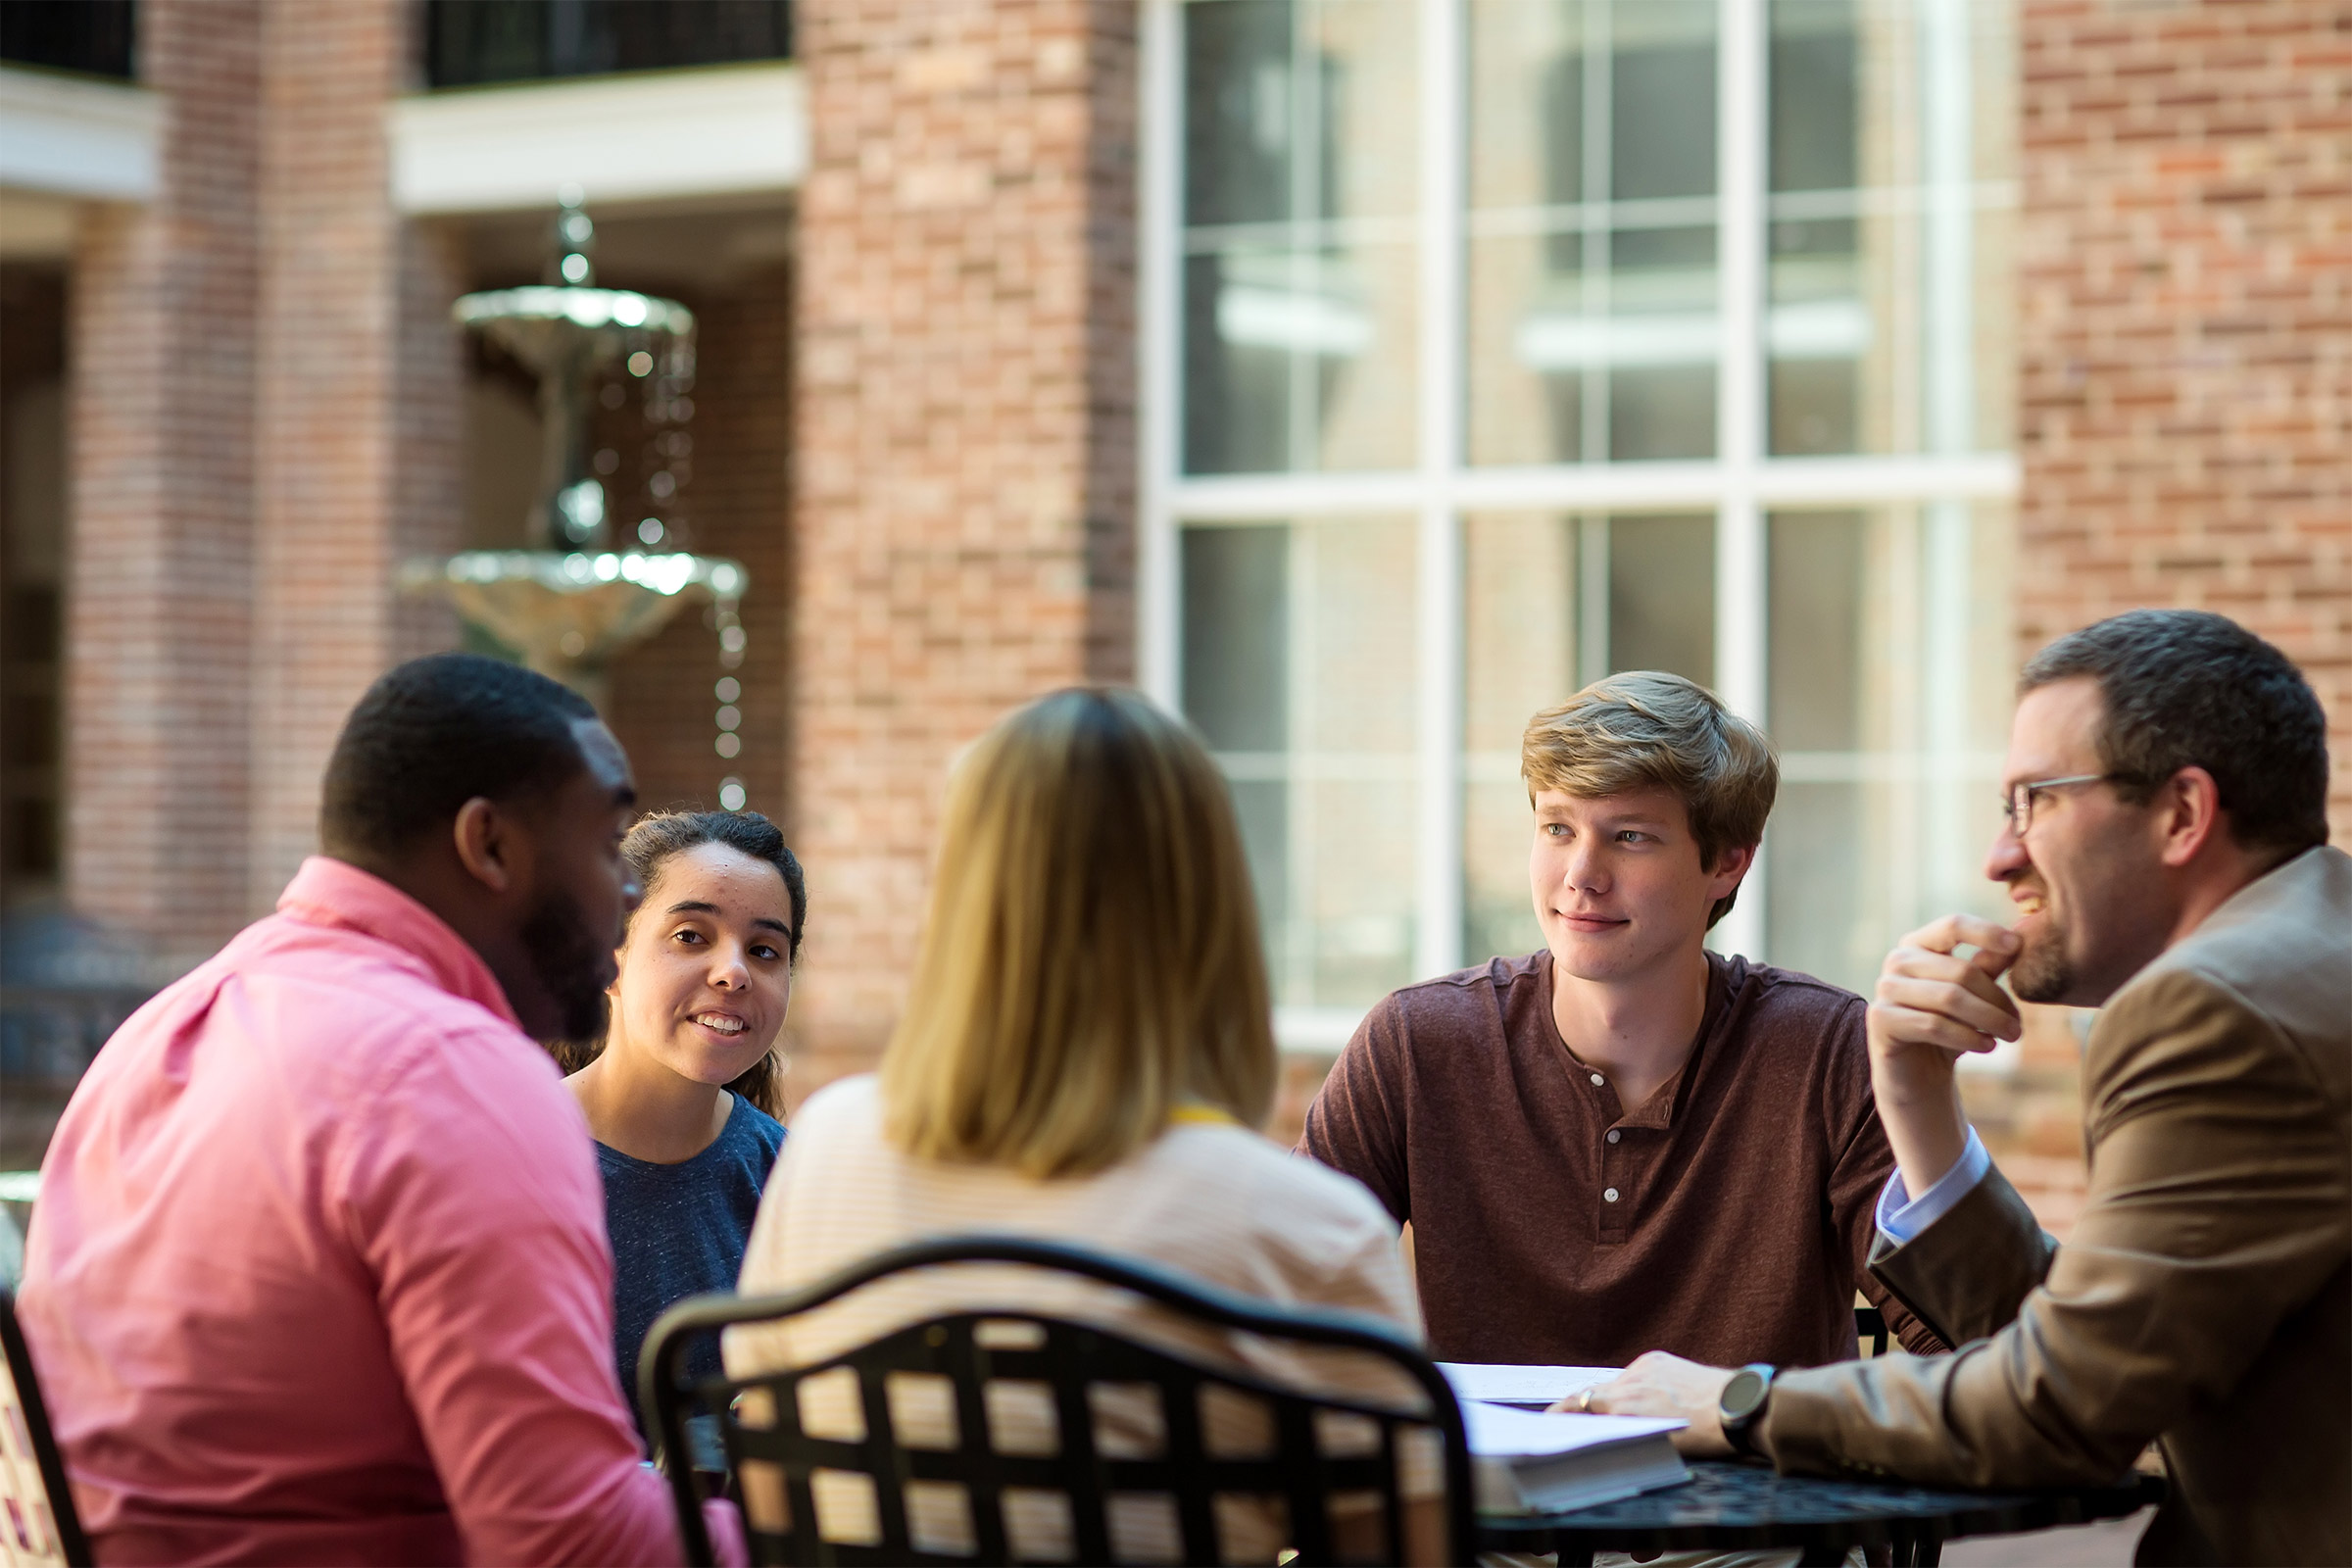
top-left (0, 0), bottom-right (136, 80)
top-left (423, 0), bottom-right (791, 90)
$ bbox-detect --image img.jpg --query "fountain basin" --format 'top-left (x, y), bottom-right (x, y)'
top-left (402, 550), bottom-right (745, 708)
top-left (454, 285), bottom-right (694, 375)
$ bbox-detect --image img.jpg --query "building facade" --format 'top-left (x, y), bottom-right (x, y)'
top-left (1, 1), bottom-right (2346, 1203)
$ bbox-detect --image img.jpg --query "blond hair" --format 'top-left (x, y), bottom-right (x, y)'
top-left (880, 688), bottom-right (1277, 1178)
top-left (1522, 672), bottom-right (1778, 928)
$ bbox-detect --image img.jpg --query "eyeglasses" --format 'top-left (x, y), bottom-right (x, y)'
top-left (1998, 773), bottom-right (2126, 839)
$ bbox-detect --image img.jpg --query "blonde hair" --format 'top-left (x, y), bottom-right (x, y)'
top-left (880, 688), bottom-right (1277, 1178)
top-left (1522, 672), bottom-right (1778, 928)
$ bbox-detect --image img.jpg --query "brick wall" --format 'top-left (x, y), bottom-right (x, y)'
top-left (784, 0), bottom-right (1139, 1097)
top-left (63, 0), bottom-right (261, 973)
top-left (2017, 0), bottom-right (2352, 838)
top-left (65, 0), bottom-right (464, 954)
top-left (249, 0), bottom-right (462, 907)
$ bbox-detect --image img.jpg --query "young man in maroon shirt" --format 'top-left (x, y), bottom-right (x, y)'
top-left (1299, 672), bottom-right (1942, 1368)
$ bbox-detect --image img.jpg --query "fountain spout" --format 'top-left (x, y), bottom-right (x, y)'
top-left (454, 200), bottom-right (696, 553)
top-left (405, 198), bottom-right (747, 726)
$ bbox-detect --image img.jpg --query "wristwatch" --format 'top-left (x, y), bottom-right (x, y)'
top-left (1718, 1363), bottom-right (1776, 1456)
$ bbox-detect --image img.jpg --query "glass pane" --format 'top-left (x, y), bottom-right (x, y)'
top-left (1180, 517), bottom-right (1418, 1008)
top-left (1460, 511), bottom-right (1719, 960)
top-left (1462, 514), bottom-right (1581, 963)
top-left (1765, 0), bottom-right (2018, 456)
top-left (1466, 0), bottom-right (1720, 466)
top-left (1767, 511), bottom-right (1866, 752)
top-left (1183, 526), bottom-right (1289, 753)
top-left (1764, 503), bottom-right (2017, 993)
top-left (1182, 0), bottom-right (1419, 475)
top-left (1608, 514), bottom-right (1715, 682)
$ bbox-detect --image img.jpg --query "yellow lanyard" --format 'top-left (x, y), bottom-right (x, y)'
top-left (1168, 1102), bottom-right (1241, 1128)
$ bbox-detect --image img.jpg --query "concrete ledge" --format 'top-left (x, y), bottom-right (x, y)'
top-left (0, 65), bottom-right (160, 202)
top-left (389, 62), bottom-right (806, 215)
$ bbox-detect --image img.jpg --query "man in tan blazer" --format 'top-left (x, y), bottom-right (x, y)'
top-left (1590, 609), bottom-right (2349, 1566)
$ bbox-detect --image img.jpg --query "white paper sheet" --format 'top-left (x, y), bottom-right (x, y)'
top-left (1438, 1362), bottom-right (1620, 1409)
top-left (1461, 1400), bottom-right (1685, 1458)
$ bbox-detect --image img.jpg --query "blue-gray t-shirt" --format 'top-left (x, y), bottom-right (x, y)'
top-left (597, 1093), bottom-right (785, 1426)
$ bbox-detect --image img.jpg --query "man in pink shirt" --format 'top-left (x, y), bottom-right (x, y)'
top-left (18, 654), bottom-right (687, 1565)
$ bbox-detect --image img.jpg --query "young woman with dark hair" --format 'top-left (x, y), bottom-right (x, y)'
top-left (561, 808), bottom-right (805, 1443)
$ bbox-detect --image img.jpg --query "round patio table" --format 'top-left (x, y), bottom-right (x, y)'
top-left (1475, 1459), bottom-right (2161, 1567)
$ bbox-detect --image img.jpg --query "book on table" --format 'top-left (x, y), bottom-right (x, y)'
top-left (1459, 1400), bottom-right (1690, 1515)
top-left (1438, 1361), bottom-right (1618, 1411)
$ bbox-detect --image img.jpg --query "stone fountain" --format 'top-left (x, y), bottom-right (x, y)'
top-left (403, 201), bottom-right (747, 724)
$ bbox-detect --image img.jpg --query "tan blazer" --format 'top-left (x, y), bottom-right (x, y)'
top-left (1756, 845), bottom-right (2352, 1567)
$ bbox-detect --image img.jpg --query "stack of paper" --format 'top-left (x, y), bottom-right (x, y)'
top-left (1460, 1401), bottom-right (1690, 1515)
top-left (1438, 1362), bottom-right (1620, 1411)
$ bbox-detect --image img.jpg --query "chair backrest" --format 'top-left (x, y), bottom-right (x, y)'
top-left (639, 1236), bottom-right (1474, 1567)
top-left (1854, 1304), bottom-right (1889, 1358)
top-left (0, 1289), bottom-right (89, 1567)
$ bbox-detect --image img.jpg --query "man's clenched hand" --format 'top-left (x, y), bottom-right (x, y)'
top-left (1867, 913), bottom-right (2020, 1200)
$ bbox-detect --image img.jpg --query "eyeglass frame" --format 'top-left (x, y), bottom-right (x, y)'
top-left (1998, 772), bottom-right (2139, 839)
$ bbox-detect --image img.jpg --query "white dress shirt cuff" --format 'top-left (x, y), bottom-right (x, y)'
top-left (1875, 1127), bottom-right (1991, 1246)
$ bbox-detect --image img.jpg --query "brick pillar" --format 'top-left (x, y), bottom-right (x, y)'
top-left (787, 1), bottom-right (1139, 1092)
top-left (2018, 0), bottom-right (2352, 839)
top-left (63, 0), bottom-right (262, 972)
top-left (249, 0), bottom-right (463, 906)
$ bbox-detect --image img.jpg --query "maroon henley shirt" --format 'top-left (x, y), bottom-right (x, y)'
top-left (1299, 949), bottom-right (1946, 1368)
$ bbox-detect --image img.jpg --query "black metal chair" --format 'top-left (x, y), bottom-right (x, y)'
top-left (0, 1287), bottom-right (90, 1567)
top-left (639, 1236), bottom-right (1475, 1567)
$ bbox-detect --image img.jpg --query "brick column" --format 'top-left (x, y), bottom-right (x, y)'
top-left (787, 1), bottom-right (1139, 1091)
top-left (2018, 0), bottom-right (2352, 839)
top-left (248, 0), bottom-right (463, 906)
top-left (63, 0), bottom-right (262, 972)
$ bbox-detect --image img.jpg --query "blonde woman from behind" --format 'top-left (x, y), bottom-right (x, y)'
top-left (727, 687), bottom-right (1440, 1564)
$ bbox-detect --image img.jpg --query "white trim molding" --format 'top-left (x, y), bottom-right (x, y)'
top-left (389, 63), bottom-right (806, 215)
top-left (1166, 453), bottom-right (2019, 523)
top-left (0, 65), bottom-right (160, 203)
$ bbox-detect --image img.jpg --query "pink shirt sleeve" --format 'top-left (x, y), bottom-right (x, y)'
top-left (334, 1020), bottom-right (684, 1567)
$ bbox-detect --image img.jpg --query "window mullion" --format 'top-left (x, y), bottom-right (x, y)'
top-left (1417, 0), bottom-right (1466, 982)
top-left (1923, 0), bottom-right (1981, 930)
top-left (1137, 0), bottom-right (1182, 708)
top-left (1714, 0), bottom-right (1769, 961)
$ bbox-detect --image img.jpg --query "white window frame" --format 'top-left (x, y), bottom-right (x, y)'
top-left (1139, 0), bottom-right (2018, 1054)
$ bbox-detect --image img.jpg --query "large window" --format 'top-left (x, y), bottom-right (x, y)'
top-left (1144, 0), bottom-right (2020, 1049)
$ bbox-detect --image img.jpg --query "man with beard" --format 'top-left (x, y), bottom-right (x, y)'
top-left (1587, 611), bottom-right (2349, 1567)
top-left (15, 654), bottom-right (692, 1565)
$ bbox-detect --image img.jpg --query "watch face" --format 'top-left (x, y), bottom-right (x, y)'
top-left (1720, 1368), bottom-right (1767, 1422)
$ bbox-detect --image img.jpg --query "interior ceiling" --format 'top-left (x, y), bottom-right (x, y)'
top-left (457, 193), bottom-right (797, 297)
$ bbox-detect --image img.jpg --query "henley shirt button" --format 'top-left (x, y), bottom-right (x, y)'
top-left (1606, 1128), bottom-right (1621, 1144)
top-left (1603, 1188), bottom-right (1620, 1202)
top-left (1589, 1072), bottom-right (1605, 1087)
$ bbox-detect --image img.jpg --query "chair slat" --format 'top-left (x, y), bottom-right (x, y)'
top-left (638, 1236), bottom-right (1475, 1568)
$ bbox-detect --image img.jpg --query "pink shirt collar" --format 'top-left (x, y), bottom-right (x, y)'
top-left (275, 856), bottom-right (522, 1031)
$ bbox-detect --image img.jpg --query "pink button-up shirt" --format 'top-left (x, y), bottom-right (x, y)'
top-left (19, 858), bottom-right (683, 1566)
